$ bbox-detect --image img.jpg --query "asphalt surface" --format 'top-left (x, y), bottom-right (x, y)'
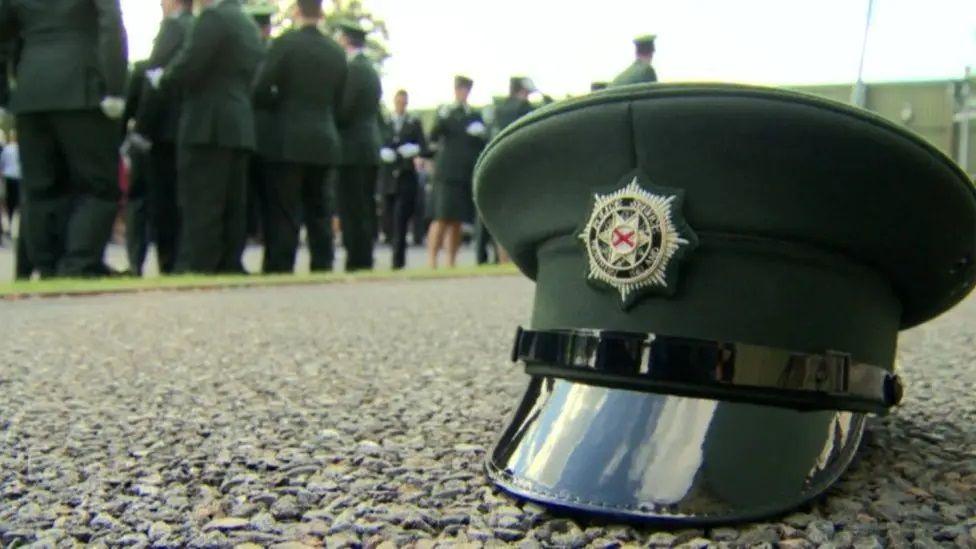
top-left (0, 277), bottom-right (974, 548)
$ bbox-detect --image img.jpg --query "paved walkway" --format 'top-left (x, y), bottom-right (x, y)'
top-left (0, 277), bottom-right (973, 547)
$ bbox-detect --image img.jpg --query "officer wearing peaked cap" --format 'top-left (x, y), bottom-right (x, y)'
top-left (335, 19), bottom-right (383, 272)
top-left (611, 34), bottom-right (658, 88)
top-left (474, 76), bottom-right (536, 265)
top-left (427, 75), bottom-right (487, 268)
top-left (150, 0), bottom-right (264, 273)
top-left (134, 0), bottom-right (195, 275)
top-left (253, 0), bottom-right (347, 273)
top-left (474, 84), bottom-right (976, 523)
top-left (245, 0), bottom-right (276, 246)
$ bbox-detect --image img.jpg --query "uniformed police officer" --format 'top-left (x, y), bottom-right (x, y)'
top-left (148, 0), bottom-right (263, 274)
top-left (335, 20), bottom-right (382, 272)
top-left (610, 34), bottom-right (658, 87)
top-left (427, 75), bottom-right (487, 269)
top-left (253, 0), bottom-right (346, 273)
top-left (122, 61), bottom-right (152, 275)
top-left (0, 0), bottom-right (128, 278)
top-left (379, 89), bottom-right (427, 270)
top-left (246, 1), bottom-right (275, 246)
top-left (474, 76), bottom-right (535, 265)
top-left (134, 0), bottom-right (193, 274)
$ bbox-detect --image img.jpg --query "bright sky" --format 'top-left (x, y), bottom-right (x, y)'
top-left (122, 0), bottom-right (976, 108)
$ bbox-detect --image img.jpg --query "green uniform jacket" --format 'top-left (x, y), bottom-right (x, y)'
top-left (161, 0), bottom-right (263, 150)
top-left (493, 96), bottom-right (534, 135)
top-left (0, 0), bottom-right (128, 114)
top-left (338, 51), bottom-right (381, 166)
top-left (430, 104), bottom-right (486, 183)
top-left (135, 9), bottom-right (193, 144)
top-left (253, 25), bottom-right (347, 165)
top-left (610, 60), bottom-right (658, 87)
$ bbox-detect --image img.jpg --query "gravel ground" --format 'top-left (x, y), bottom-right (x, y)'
top-left (0, 277), bottom-right (974, 548)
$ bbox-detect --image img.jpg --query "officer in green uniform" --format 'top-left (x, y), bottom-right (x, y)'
top-left (253, 0), bottom-right (346, 273)
top-left (148, 0), bottom-right (263, 274)
top-left (122, 61), bottom-right (152, 275)
top-left (245, 1), bottom-right (275, 245)
top-left (474, 76), bottom-right (535, 265)
top-left (427, 75), bottom-right (487, 269)
top-left (0, 0), bottom-right (128, 278)
top-left (474, 83), bottom-right (976, 523)
top-left (610, 34), bottom-right (658, 87)
top-left (133, 0), bottom-right (193, 275)
top-left (335, 20), bottom-right (382, 272)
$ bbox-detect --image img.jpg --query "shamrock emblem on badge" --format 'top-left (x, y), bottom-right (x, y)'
top-left (579, 174), bottom-right (698, 308)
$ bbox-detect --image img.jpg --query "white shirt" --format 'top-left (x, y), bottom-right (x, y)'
top-left (1, 143), bottom-right (21, 180)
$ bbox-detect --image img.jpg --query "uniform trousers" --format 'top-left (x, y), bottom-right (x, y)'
top-left (336, 165), bottom-right (377, 271)
top-left (175, 145), bottom-right (248, 274)
top-left (17, 110), bottom-right (121, 277)
top-left (260, 162), bottom-right (333, 273)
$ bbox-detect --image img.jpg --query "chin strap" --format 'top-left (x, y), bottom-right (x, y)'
top-left (511, 327), bottom-right (903, 414)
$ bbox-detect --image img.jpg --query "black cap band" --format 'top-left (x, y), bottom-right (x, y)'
top-left (512, 327), bottom-right (903, 414)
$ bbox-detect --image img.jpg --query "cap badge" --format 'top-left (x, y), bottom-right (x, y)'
top-left (579, 174), bottom-right (697, 308)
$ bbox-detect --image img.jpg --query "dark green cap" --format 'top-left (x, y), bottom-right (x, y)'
top-left (590, 81), bottom-right (609, 91)
top-left (633, 33), bottom-right (657, 46)
top-left (475, 84), bottom-right (976, 523)
top-left (454, 75), bottom-right (474, 89)
top-left (245, 1), bottom-right (275, 27)
top-left (509, 76), bottom-right (536, 94)
top-left (335, 19), bottom-right (367, 41)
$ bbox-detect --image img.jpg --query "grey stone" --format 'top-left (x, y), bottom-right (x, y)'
top-left (852, 536), bottom-right (884, 549)
top-left (204, 517), bottom-right (249, 531)
top-left (646, 532), bottom-right (677, 546)
top-left (710, 527), bottom-right (739, 541)
top-left (806, 520), bottom-right (836, 544)
top-left (147, 522), bottom-right (172, 542)
top-left (270, 496), bottom-right (302, 520)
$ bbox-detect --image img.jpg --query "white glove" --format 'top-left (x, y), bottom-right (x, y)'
top-left (379, 147), bottom-right (397, 164)
top-left (437, 104), bottom-right (451, 118)
top-left (129, 132), bottom-right (153, 152)
top-left (146, 67), bottom-right (165, 90)
top-left (396, 142), bottom-right (421, 159)
top-left (465, 121), bottom-right (486, 137)
top-left (100, 96), bottom-right (125, 120)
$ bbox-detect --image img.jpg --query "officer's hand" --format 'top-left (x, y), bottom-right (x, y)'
top-left (437, 104), bottom-right (451, 118)
top-left (129, 132), bottom-right (153, 153)
top-left (100, 96), bottom-right (126, 120)
top-left (466, 121), bottom-right (487, 137)
top-left (397, 143), bottom-right (421, 159)
top-left (380, 147), bottom-right (397, 164)
top-left (146, 67), bottom-right (165, 90)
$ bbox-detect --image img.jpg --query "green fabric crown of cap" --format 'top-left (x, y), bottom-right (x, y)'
top-left (335, 18), bottom-right (367, 39)
top-left (454, 75), bottom-right (474, 88)
top-left (633, 34), bottom-right (657, 46)
top-left (474, 84), bottom-right (976, 372)
top-left (245, 1), bottom-right (276, 16)
top-left (510, 76), bottom-right (535, 93)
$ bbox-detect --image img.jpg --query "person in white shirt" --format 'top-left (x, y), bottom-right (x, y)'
top-left (0, 130), bottom-right (21, 232)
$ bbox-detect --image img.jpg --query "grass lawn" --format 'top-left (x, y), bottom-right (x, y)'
top-left (0, 264), bottom-right (520, 299)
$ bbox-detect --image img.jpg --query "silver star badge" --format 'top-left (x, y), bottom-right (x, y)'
top-left (579, 174), bottom-right (697, 308)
